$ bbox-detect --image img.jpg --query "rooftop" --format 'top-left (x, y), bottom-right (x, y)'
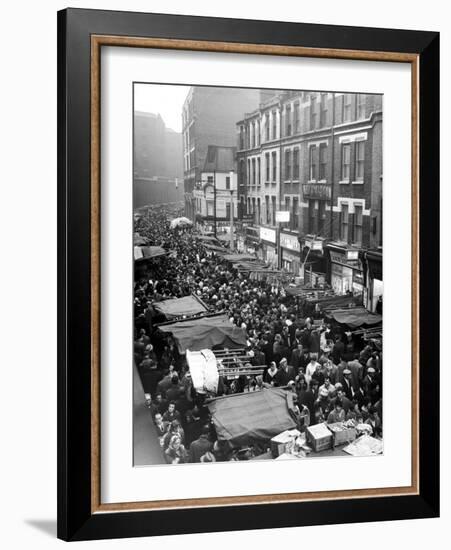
top-left (203, 145), bottom-right (237, 173)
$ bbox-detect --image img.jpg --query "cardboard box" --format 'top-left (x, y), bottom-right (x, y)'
top-left (306, 423), bottom-right (333, 452)
top-left (328, 422), bottom-right (357, 446)
top-left (270, 429), bottom-right (301, 458)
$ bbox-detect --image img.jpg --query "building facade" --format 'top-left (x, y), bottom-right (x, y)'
top-left (182, 86), bottom-right (261, 219)
top-left (134, 111), bottom-right (183, 180)
top-left (236, 90), bottom-right (383, 308)
top-left (192, 146), bottom-right (239, 236)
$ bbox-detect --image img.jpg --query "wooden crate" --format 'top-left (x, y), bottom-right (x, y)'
top-left (306, 423), bottom-right (333, 452)
top-left (327, 423), bottom-right (357, 446)
top-left (270, 429), bottom-right (301, 458)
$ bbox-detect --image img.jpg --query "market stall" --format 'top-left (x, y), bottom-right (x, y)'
top-left (133, 245), bottom-right (167, 261)
top-left (324, 306), bottom-right (382, 329)
top-left (206, 387), bottom-right (298, 448)
top-left (157, 313), bottom-right (247, 353)
top-left (152, 294), bottom-right (209, 321)
top-left (220, 253), bottom-right (258, 262)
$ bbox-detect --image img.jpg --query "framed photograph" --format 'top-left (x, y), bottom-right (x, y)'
top-left (57, 8), bottom-right (440, 541)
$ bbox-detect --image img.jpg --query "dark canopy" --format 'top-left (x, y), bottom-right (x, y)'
top-left (157, 314), bottom-right (247, 353)
top-left (196, 235), bottom-right (220, 242)
top-left (307, 293), bottom-right (362, 308)
top-left (206, 388), bottom-right (297, 447)
top-left (134, 245), bottom-right (167, 261)
top-left (325, 307), bottom-right (382, 328)
top-left (203, 243), bottom-right (227, 253)
top-left (221, 253), bottom-right (257, 262)
top-left (152, 295), bottom-right (208, 320)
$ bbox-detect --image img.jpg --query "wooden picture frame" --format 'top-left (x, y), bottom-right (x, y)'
top-left (57, 7), bottom-right (439, 541)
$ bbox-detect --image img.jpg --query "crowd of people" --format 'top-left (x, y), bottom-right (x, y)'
top-left (134, 206), bottom-right (383, 464)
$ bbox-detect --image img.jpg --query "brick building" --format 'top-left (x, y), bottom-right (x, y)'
top-left (182, 86), bottom-right (261, 219)
top-left (192, 146), bottom-right (239, 235)
top-left (236, 90), bottom-right (383, 306)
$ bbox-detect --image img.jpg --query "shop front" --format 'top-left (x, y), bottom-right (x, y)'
top-left (327, 243), bottom-right (364, 297)
top-left (365, 249), bottom-right (383, 313)
top-left (280, 231), bottom-right (301, 275)
top-left (244, 225), bottom-right (261, 255)
top-left (300, 234), bottom-right (327, 283)
top-left (259, 226), bottom-right (277, 266)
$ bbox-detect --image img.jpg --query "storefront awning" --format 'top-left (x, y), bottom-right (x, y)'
top-left (325, 307), bottom-right (382, 328)
top-left (157, 314), bottom-right (247, 353)
top-left (306, 293), bottom-right (362, 308)
top-left (207, 388), bottom-right (297, 447)
top-left (152, 295), bottom-right (209, 320)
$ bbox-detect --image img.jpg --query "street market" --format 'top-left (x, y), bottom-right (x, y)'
top-left (133, 205), bottom-right (383, 465)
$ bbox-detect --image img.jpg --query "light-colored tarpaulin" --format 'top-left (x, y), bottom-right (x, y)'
top-left (206, 387), bottom-right (297, 447)
top-left (170, 217), bottom-right (193, 228)
top-left (186, 349), bottom-right (219, 394)
top-left (153, 295), bottom-right (208, 320)
top-left (158, 314), bottom-right (247, 353)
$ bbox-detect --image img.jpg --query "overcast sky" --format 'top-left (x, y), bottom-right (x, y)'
top-left (134, 83), bottom-right (191, 133)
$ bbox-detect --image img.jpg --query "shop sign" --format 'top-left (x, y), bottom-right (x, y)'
top-left (305, 238), bottom-right (324, 251)
top-left (280, 232), bottom-right (300, 251)
top-left (330, 251), bottom-right (346, 264)
top-left (330, 250), bottom-right (361, 269)
top-left (259, 226), bottom-right (276, 244)
top-left (275, 210), bottom-right (290, 223)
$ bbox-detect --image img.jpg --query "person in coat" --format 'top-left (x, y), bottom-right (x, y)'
top-left (274, 358), bottom-right (296, 387)
top-left (188, 425), bottom-right (213, 463)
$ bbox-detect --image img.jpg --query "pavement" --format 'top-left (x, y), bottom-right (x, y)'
top-left (133, 364), bottom-right (165, 466)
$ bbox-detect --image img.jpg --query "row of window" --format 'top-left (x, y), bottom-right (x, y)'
top-left (238, 94), bottom-right (367, 149)
top-left (306, 200), bottom-right (363, 245)
top-left (244, 195), bottom-right (298, 229)
top-left (240, 139), bottom-right (365, 185)
top-left (242, 196), bottom-right (363, 245)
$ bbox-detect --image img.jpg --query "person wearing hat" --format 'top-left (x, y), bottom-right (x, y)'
top-left (305, 356), bottom-right (320, 389)
top-left (342, 368), bottom-right (356, 400)
top-left (274, 358), bottom-right (296, 387)
top-left (362, 366), bottom-right (378, 396)
top-left (263, 361), bottom-right (278, 385)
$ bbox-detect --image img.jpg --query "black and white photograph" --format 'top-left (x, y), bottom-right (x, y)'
top-left (133, 84), bottom-right (383, 466)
